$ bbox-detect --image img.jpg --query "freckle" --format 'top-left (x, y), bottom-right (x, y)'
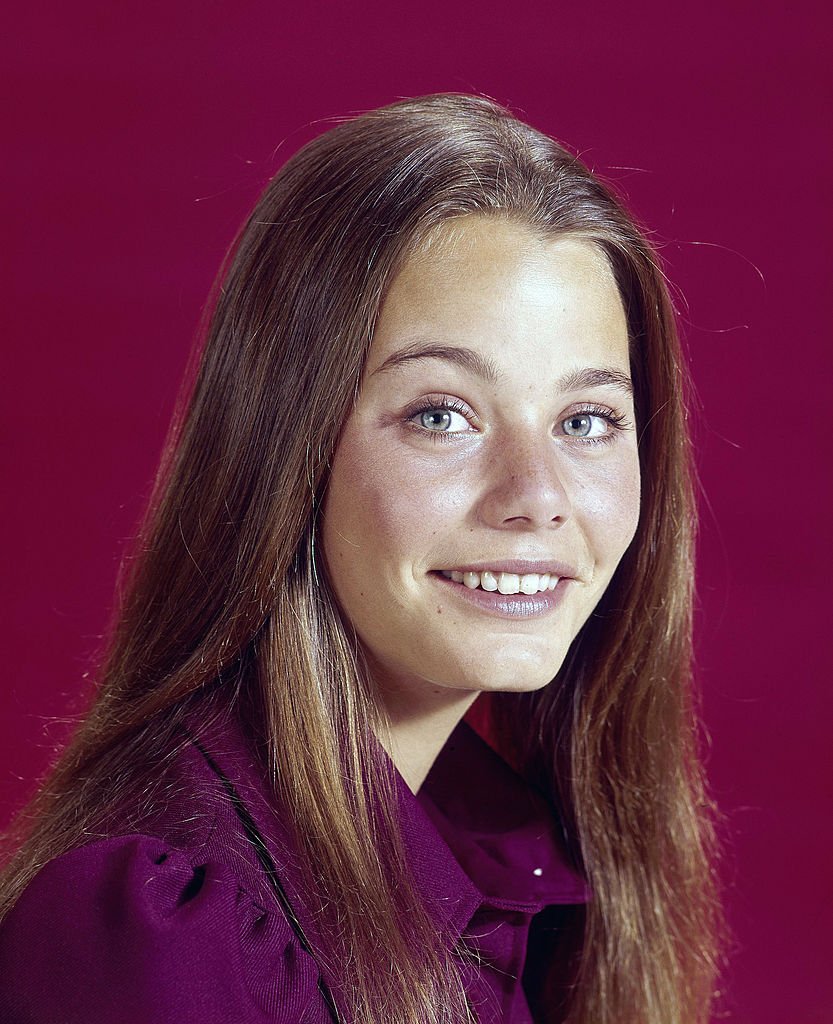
top-left (436, 606), bottom-right (442, 614)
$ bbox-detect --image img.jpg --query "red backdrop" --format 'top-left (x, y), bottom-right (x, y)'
top-left (2, 3), bottom-right (831, 1020)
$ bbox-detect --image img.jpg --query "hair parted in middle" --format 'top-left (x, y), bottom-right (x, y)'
top-left (0, 94), bottom-right (719, 1024)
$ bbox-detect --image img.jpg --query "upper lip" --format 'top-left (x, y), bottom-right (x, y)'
top-left (435, 559), bottom-right (577, 578)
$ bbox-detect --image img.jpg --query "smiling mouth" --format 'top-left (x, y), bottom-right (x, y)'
top-left (440, 569), bottom-right (559, 594)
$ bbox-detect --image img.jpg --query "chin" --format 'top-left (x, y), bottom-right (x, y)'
top-left (478, 670), bottom-right (560, 696)
top-left (433, 650), bottom-right (567, 696)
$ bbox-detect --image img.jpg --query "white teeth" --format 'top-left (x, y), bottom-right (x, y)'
top-left (519, 574), bottom-right (539, 595)
top-left (442, 569), bottom-right (560, 594)
top-left (481, 570), bottom-right (499, 592)
top-left (497, 573), bottom-right (520, 594)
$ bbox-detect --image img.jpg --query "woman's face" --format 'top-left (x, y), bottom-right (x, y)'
top-left (322, 216), bottom-right (640, 705)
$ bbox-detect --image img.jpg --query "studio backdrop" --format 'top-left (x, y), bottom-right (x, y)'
top-left (2, 3), bottom-right (830, 1021)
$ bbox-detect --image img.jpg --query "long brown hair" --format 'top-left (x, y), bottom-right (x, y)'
top-left (1, 94), bottom-right (720, 1023)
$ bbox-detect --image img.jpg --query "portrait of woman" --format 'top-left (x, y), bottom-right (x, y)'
top-left (0, 93), bottom-right (721, 1023)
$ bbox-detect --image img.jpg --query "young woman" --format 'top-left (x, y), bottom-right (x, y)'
top-left (0, 93), bottom-right (720, 1023)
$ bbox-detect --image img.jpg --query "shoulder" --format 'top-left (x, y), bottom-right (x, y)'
top-left (0, 732), bottom-right (334, 1023)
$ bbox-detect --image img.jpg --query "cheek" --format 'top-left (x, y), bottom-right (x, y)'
top-left (580, 450), bottom-right (642, 560)
top-left (321, 424), bottom-right (447, 589)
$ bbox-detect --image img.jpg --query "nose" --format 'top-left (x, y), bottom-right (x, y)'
top-left (477, 432), bottom-right (573, 530)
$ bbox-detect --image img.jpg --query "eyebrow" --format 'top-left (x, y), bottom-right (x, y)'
top-left (371, 341), bottom-right (633, 396)
top-left (555, 366), bottom-right (633, 396)
top-left (371, 343), bottom-right (502, 385)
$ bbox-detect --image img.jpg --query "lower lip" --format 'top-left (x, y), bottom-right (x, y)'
top-left (430, 572), bottom-right (569, 619)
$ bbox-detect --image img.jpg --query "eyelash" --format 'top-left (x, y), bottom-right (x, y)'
top-left (404, 396), bottom-right (630, 446)
top-left (562, 404), bottom-right (630, 446)
top-left (404, 395), bottom-right (473, 444)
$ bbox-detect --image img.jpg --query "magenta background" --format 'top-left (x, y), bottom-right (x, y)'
top-left (2, 3), bottom-right (831, 1020)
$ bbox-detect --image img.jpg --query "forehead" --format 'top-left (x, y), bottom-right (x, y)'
top-left (366, 216), bottom-right (629, 378)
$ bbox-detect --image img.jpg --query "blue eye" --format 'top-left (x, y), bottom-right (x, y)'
top-left (412, 404), bottom-right (471, 433)
top-left (561, 411), bottom-right (602, 436)
top-left (560, 409), bottom-right (626, 441)
top-left (562, 414), bottom-right (595, 437)
top-left (420, 409), bottom-right (453, 431)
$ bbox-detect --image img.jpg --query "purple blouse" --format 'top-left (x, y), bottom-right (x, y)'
top-left (0, 698), bottom-right (588, 1023)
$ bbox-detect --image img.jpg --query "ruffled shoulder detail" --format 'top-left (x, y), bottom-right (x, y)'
top-left (0, 834), bottom-right (330, 1023)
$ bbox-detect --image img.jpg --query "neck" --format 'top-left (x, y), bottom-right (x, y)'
top-left (374, 679), bottom-right (480, 794)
